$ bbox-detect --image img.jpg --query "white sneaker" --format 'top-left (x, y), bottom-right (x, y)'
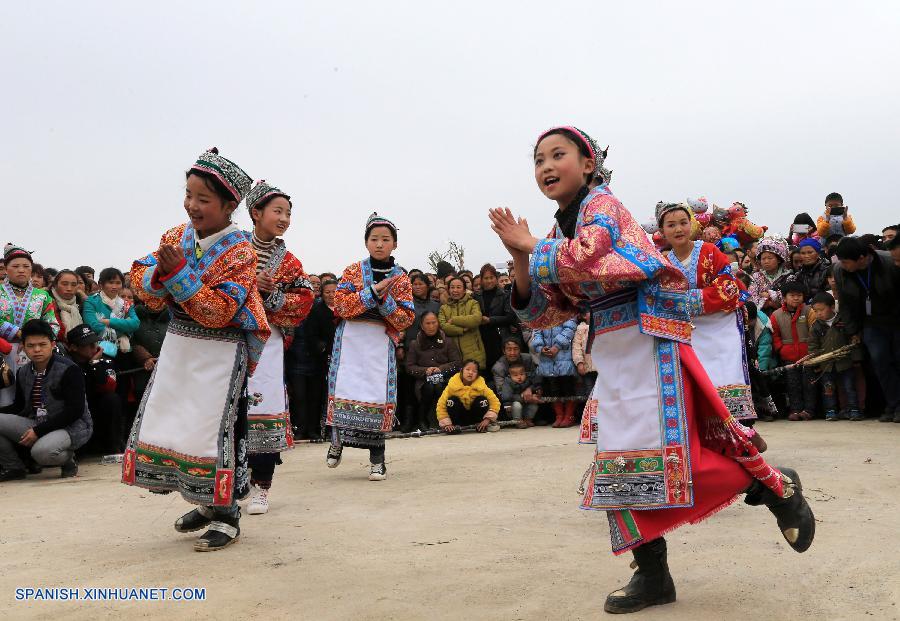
top-left (247, 487), bottom-right (269, 515)
top-left (238, 484), bottom-right (258, 505)
top-left (368, 462), bottom-right (387, 481)
top-left (326, 445), bottom-right (343, 469)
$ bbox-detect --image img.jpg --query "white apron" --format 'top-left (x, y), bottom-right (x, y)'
top-left (326, 319), bottom-right (395, 433)
top-left (123, 318), bottom-right (248, 506)
top-left (247, 327), bottom-right (292, 453)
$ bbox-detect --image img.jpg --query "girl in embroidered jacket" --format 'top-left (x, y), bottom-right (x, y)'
top-left (325, 213), bottom-right (414, 481)
top-left (748, 236), bottom-right (793, 314)
top-left (658, 203), bottom-right (762, 432)
top-left (0, 244), bottom-right (59, 408)
top-left (125, 148), bottom-right (270, 553)
top-left (243, 181), bottom-right (315, 516)
top-left (489, 126), bottom-right (815, 614)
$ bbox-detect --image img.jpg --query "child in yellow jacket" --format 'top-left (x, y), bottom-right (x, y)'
top-left (437, 360), bottom-right (501, 433)
top-left (816, 192), bottom-right (856, 238)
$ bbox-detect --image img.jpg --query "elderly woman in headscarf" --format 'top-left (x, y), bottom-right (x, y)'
top-left (790, 238), bottom-right (831, 302)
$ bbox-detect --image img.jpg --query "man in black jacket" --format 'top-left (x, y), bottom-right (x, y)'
top-left (0, 320), bottom-right (93, 481)
top-left (66, 324), bottom-right (123, 453)
top-left (833, 237), bottom-right (900, 422)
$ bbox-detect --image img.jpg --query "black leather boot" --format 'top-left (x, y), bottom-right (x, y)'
top-left (604, 537), bottom-right (676, 614)
top-left (174, 506), bottom-right (214, 533)
top-left (194, 509), bottom-right (241, 552)
top-left (744, 466), bottom-right (815, 553)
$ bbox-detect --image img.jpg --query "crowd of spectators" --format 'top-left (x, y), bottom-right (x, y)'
top-left (1, 190), bottom-right (898, 483)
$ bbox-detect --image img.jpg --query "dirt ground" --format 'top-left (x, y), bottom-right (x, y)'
top-left (1, 420), bottom-right (898, 621)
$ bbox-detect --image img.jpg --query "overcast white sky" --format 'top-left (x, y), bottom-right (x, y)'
top-left (2, 2), bottom-right (897, 275)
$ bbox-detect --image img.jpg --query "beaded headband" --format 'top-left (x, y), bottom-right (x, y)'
top-left (655, 201), bottom-right (691, 226)
top-left (536, 126), bottom-right (611, 184)
top-left (3, 242), bottom-right (32, 264)
top-left (246, 180), bottom-right (291, 214)
top-left (365, 212), bottom-right (398, 236)
top-left (190, 147), bottom-right (252, 202)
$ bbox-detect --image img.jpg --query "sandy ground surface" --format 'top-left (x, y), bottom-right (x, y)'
top-left (1, 420), bottom-right (899, 621)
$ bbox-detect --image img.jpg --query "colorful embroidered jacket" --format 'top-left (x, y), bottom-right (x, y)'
top-left (242, 233), bottom-right (315, 350)
top-left (333, 259), bottom-right (415, 343)
top-left (666, 241), bottom-right (749, 316)
top-left (748, 266), bottom-right (793, 312)
top-left (0, 283), bottom-right (59, 341)
top-left (514, 185), bottom-right (691, 343)
top-left (131, 223), bottom-right (270, 374)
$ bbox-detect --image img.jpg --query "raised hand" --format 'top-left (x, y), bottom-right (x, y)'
top-left (489, 208), bottom-right (539, 254)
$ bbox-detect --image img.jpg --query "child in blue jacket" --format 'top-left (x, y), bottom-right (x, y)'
top-left (530, 318), bottom-right (577, 428)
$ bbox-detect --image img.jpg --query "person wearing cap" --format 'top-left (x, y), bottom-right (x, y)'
top-left (124, 148), bottom-right (270, 552)
top-left (241, 180), bottom-right (315, 515)
top-left (324, 212), bottom-right (415, 481)
top-left (65, 324), bottom-right (123, 453)
top-left (0, 319), bottom-right (92, 481)
top-left (0, 243), bottom-right (60, 408)
top-left (771, 280), bottom-right (818, 420)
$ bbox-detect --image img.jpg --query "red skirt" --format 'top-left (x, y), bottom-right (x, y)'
top-left (607, 344), bottom-right (776, 555)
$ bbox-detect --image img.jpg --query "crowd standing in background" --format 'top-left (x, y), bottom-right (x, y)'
top-left (1, 189), bottom-right (899, 489)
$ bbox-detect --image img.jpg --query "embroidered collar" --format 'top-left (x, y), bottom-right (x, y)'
top-left (3, 280), bottom-right (35, 327)
top-left (667, 241), bottom-right (703, 288)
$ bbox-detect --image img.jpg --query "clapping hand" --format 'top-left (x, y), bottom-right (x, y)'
top-left (157, 244), bottom-right (183, 275)
top-left (489, 208), bottom-right (538, 255)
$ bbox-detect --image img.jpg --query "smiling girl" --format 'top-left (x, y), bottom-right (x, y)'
top-left (83, 267), bottom-right (139, 359)
top-left (657, 203), bottom-right (760, 428)
top-left (242, 181), bottom-right (314, 515)
top-left (324, 213), bottom-right (414, 481)
top-left (125, 148), bottom-right (270, 552)
top-left (490, 126), bottom-right (815, 614)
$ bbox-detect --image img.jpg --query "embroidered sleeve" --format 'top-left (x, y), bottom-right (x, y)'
top-left (0, 321), bottom-right (18, 340)
top-left (531, 196), bottom-right (669, 286)
top-left (692, 244), bottom-right (747, 315)
top-left (131, 227), bottom-right (183, 312)
top-left (515, 195), bottom-right (678, 330)
top-left (378, 273), bottom-right (415, 332)
top-left (264, 252), bottom-right (315, 329)
top-left (333, 263), bottom-right (377, 319)
top-left (163, 246), bottom-right (254, 329)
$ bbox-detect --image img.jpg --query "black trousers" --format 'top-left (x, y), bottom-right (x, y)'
top-left (445, 396), bottom-right (490, 426)
top-left (86, 391), bottom-right (125, 454)
top-left (287, 371), bottom-right (325, 439)
top-left (417, 380), bottom-right (447, 429)
top-left (249, 452), bottom-right (280, 489)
